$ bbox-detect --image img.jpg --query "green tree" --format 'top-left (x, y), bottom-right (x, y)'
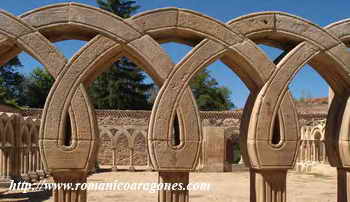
top-left (91, 0), bottom-right (153, 110)
top-left (0, 57), bottom-right (24, 108)
top-left (96, 0), bottom-right (140, 18)
top-left (95, 0), bottom-right (234, 111)
top-left (190, 69), bottom-right (234, 111)
top-left (20, 67), bottom-right (54, 108)
top-left (89, 57), bottom-right (154, 109)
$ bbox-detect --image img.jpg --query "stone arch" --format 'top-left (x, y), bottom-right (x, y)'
top-left (20, 3), bottom-right (142, 43)
top-left (0, 8), bottom-right (98, 175)
top-left (115, 132), bottom-right (130, 167)
top-left (136, 11), bottom-right (299, 170)
top-left (0, 5), bottom-right (298, 172)
top-left (313, 130), bottom-right (322, 141)
top-left (20, 125), bottom-right (30, 146)
top-left (322, 21), bottom-right (350, 169)
top-left (98, 128), bottom-right (114, 166)
top-left (326, 19), bottom-right (350, 46)
top-left (130, 8), bottom-right (243, 46)
top-left (29, 124), bottom-right (38, 146)
top-left (4, 120), bottom-right (15, 147)
top-left (225, 12), bottom-right (350, 170)
top-left (227, 12), bottom-right (339, 50)
top-left (10, 4), bottom-right (202, 174)
top-left (27, 122), bottom-right (39, 181)
top-left (20, 125), bottom-right (30, 176)
top-left (4, 4), bottom-right (350, 201)
top-left (132, 130), bottom-right (148, 167)
top-left (311, 129), bottom-right (323, 162)
top-left (311, 127), bottom-right (324, 141)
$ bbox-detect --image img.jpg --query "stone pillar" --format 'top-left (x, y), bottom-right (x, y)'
top-left (322, 142), bottom-right (327, 164)
top-left (317, 142), bottom-right (321, 162)
top-left (52, 172), bottom-right (87, 202)
top-left (297, 143), bottom-right (302, 162)
top-left (203, 127), bottom-right (226, 172)
top-left (0, 148), bottom-right (13, 187)
top-left (111, 148), bottom-right (118, 171)
top-left (21, 149), bottom-right (29, 181)
top-left (312, 141), bottom-right (316, 162)
top-left (250, 169), bottom-right (287, 202)
top-left (239, 155), bottom-right (244, 164)
top-left (158, 172), bottom-right (189, 202)
top-left (337, 168), bottom-right (350, 202)
top-left (129, 148), bottom-right (135, 171)
top-left (37, 150), bottom-right (45, 180)
top-left (308, 141), bottom-right (311, 162)
top-left (29, 148), bottom-right (39, 182)
top-left (302, 142), bottom-right (305, 162)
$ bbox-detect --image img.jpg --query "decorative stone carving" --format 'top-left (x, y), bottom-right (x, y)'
top-left (2, 4), bottom-right (350, 202)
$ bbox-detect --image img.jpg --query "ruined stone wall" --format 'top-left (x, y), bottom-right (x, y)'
top-left (0, 112), bottom-right (45, 183)
top-left (20, 108), bottom-right (326, 171)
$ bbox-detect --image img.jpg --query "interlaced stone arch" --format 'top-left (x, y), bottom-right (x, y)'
top-left (1, 3), bottom-right (350, 202)
top-left (115, 133), bottom-right (130, 167)
top-left (132, 130), bottom-right (148, 168)
top-left (96, 127), bottom-right (113, 170)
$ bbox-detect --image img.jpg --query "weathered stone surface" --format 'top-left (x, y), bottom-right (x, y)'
top-left (2, 4), bottom-right (350, 202)
top-left (202, 127), bottom-right (228, 172)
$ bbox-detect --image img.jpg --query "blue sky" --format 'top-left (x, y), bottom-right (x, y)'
top-left (1, 0), bottom-right (346, 108)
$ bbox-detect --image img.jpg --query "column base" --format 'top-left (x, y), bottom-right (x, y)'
top-left (158, 172), bottom-right (189, 202)
top-left (250, 169), bottom-right (287, 202)
top-left (111, 166), bottom-right (118, 172)
top-left (0, 177), bottom-right (13, 188)
top-left (37, 170), bottom-right (46, 180)
top-left (28, 172), bottom-right (39, 182)
top-left (20, 174), bottom-right (30, 182)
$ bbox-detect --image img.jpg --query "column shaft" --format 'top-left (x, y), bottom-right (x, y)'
top-left (158, 172), bottom-right (189, 202)
top-left (250, 169), bottom-right (287, 202)
top-left (53, 172), bottom-right (87, 202)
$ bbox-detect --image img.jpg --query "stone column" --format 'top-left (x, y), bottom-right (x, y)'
top-left (317, 142), bottom-right (321, 162)
top-left (158, 172), bottom-right (189, 202)
top-left (308, 141), bottom-right (311, 162)
top-left (20, 148), bottom-right (24, 180)
top-left (322, 142), bottom-right (327, 164)
top-left (111, 147), bottom-right (118, 171)
top-left (239, 155), bottom-right (244, 164)
top-left (36, 149), bottom-right (45, 180)
top-left (312, 141), bottom-right (316, 162)
top-left (21, 149), bottom-right (29, 181)
top-left (0, 148), bottom-right (13, 187)
top-left (250, 169), bottom-right (287, 202)
top-left (29, 148), bottom-right (39, 182)
top-left (297, 144), bottom-right (302, 162)
top-left (337, 168), bottom-right (350, 202)
top-left (52, 172), bottom-right (87, 202)
top-left (302, 142), bottom-right (306, 162)
top-left (129, 148), bottom-right (135, 171)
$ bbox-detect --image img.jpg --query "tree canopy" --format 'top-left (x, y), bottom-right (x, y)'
top-left (0, 57), bottom-right (24, 108)
top-left (19, 67), bottom-right (54, 108)
top-left (89, 0), bottom-right (153, 110)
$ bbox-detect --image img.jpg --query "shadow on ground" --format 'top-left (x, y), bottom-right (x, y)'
top-left (0, 190), bottom-right (51, 202)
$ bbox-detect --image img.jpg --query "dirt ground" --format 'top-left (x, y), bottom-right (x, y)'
top-left (0, 164), bottom-right (337, 202)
